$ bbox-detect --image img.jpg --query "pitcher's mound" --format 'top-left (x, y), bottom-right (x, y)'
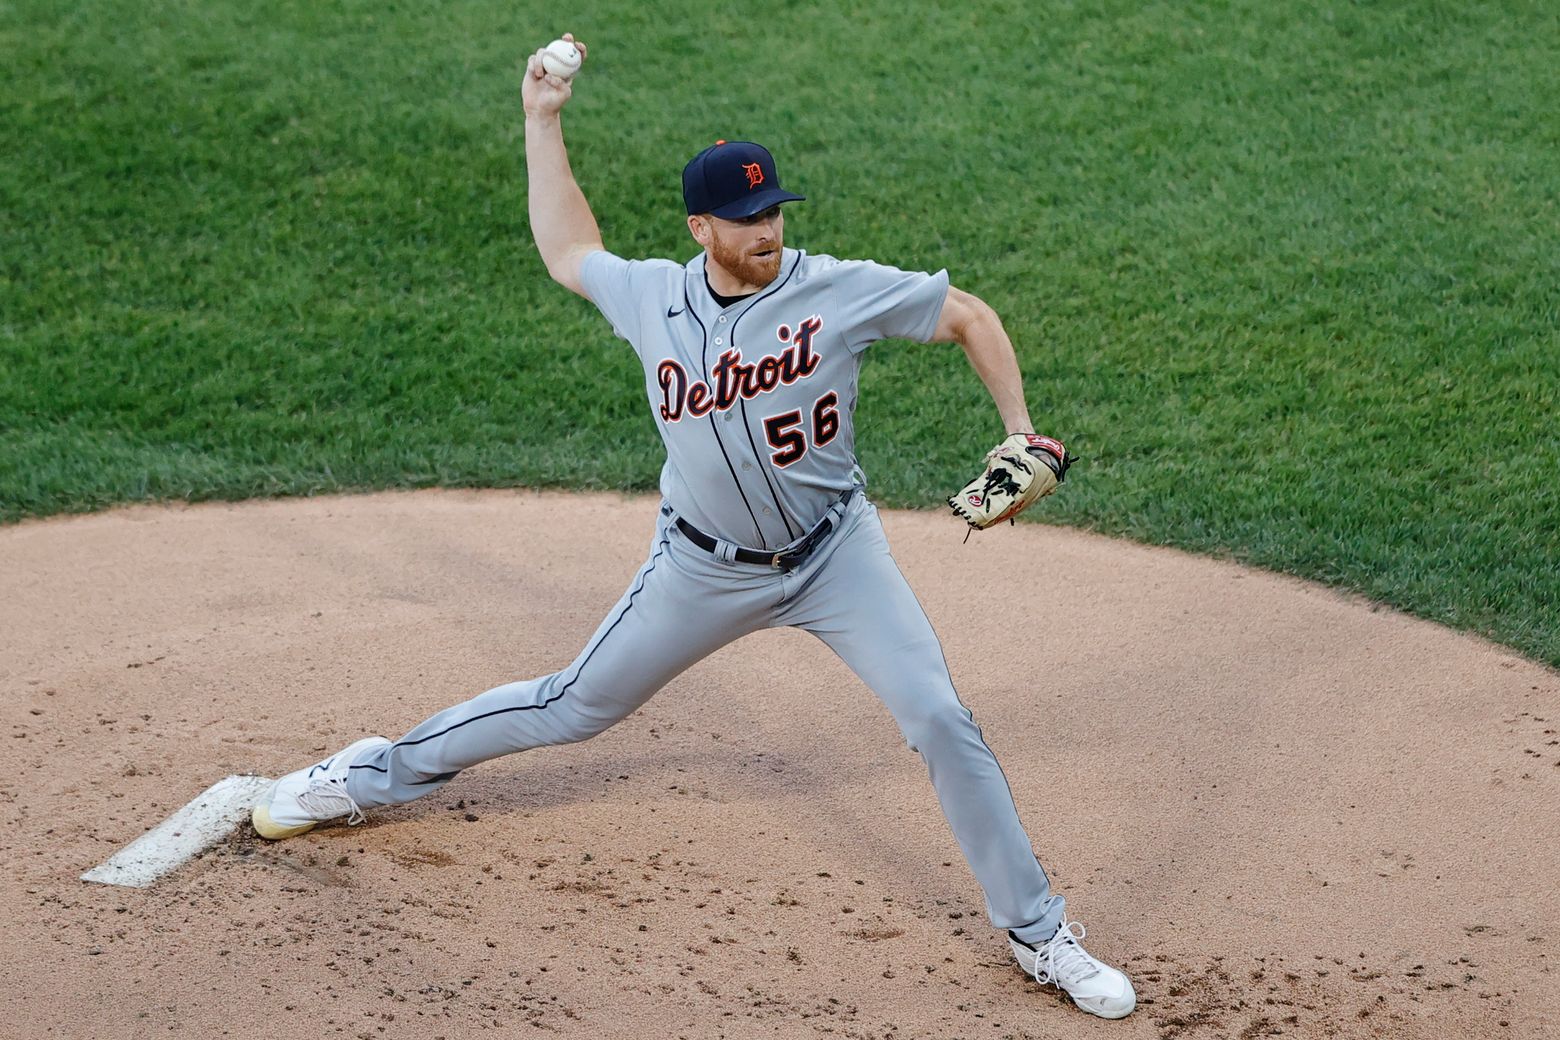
top-left (3, 489), bottom-right (1556, 1038)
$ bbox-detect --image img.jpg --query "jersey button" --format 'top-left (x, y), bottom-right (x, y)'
top-left (741, 462), bottom-right (752, 471)
top-left (762, 507), bottom-right (772, 516)
top-left (715, 338), bottom-right (723, 345)
top-left (718, 315), bottom-right (728, 323)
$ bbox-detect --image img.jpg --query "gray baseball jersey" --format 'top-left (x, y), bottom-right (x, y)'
top-left (341, 244), bottom-right (1067, 945)
top-left (580, 247), bottom-right (948, 548)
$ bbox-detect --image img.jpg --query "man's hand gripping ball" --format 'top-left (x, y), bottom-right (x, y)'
top-left (524, 33), bottom-right (586, 118)
top-left (948, 433), bottom-right (1074, 530)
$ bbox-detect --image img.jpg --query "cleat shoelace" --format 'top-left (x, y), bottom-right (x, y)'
top-left (1031, 920), bottom-right (1100, 987)
top-left (295, 778), bottom-right (367, 827)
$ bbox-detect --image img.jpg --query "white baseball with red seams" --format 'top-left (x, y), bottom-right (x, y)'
top-left (541, 39), bottom-right (581, 79)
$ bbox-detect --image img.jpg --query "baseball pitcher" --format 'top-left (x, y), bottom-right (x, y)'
top-left (251, 34), bottom-right (1134, 1021)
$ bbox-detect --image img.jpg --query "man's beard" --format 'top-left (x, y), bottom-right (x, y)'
top-left (708, 228), bottom-right (783, 289)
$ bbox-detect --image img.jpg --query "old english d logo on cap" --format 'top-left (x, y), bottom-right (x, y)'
top-left (682, 140), bottom-right (807, 219)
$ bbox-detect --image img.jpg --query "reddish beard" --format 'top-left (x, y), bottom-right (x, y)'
top-left (707, 227), bottom-right (783, 289)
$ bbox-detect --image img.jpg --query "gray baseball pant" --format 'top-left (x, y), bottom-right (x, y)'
top-left (344, 493), bottom-right (1065, 943)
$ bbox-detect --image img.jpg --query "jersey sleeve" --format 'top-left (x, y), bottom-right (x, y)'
top-left (828, 259), bottom-right (951, 352)
top-left (578, 250), bottom-right (678, 349)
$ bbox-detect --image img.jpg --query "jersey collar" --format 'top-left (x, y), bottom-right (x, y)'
top-left (683, 248), bottom-right (802, 322)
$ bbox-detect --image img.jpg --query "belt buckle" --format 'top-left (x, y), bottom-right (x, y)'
top-left (769, 551), bottom-right (786, 571)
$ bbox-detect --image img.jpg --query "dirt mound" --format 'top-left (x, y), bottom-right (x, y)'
top-left (2, 489), bottom-right (1555, 1038)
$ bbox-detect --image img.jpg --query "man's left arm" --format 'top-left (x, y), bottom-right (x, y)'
top-left (932, 286), bottom-right (1035, 435)
top-left (934, 286), bottom-right (1074, 530)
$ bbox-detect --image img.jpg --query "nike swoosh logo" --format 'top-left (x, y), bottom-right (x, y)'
top-left (667, 306), bottom-right (684, 318)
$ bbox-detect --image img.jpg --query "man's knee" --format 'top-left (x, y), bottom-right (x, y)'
top-left (553, 708), bottom-right (620, 744)
top-left (537, 683), bottom-right (661, 744)
top-left (898, 696), bottom-right (978, 754)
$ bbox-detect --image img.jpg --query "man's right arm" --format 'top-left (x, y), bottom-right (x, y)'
top-left (522, 36), bottom-right (603, 298)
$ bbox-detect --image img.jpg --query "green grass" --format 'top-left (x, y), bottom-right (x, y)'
top-left (3, 0), bottom-right (1557, 666)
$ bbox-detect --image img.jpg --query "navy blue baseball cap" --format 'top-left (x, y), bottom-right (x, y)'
top-left (682, 140), bottom-right (806, 219)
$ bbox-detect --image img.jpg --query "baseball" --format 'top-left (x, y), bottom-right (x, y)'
top-left (541, 39), bottom-right (581, 80)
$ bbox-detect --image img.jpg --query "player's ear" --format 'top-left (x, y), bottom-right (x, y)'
top-left (687, 214), bottom-right (712, 247)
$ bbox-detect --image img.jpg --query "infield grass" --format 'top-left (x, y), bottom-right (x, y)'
top-left (3, 0), bottom-right (1557, 665)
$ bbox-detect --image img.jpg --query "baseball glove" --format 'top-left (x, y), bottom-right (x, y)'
top-left (948, 433), bottom-right (1074, 531)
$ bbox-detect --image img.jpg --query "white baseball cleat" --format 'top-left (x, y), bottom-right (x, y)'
top-left (1011, 918), bottom-right (1136, 1020)
top-left (251, 736), bottom-right (390, 840)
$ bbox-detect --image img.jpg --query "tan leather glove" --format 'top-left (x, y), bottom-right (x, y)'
top-left (948, 433), bottom-right (1074, 530)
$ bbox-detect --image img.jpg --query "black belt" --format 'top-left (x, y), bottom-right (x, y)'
top-left (674, 489), bottom-right (855, 572)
